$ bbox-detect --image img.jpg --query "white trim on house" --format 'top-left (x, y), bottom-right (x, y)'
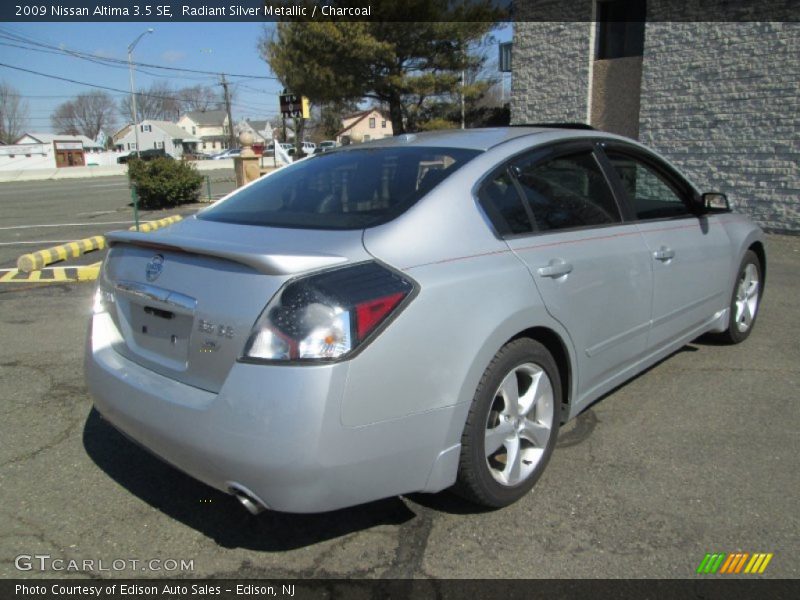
top-left (114, 120), bottom-right (201, 158)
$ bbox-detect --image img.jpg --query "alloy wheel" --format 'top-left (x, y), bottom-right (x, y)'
top-left (484, 363), bottom-right (554, 487)
top-left (734, 263), bottom-right (760, 332)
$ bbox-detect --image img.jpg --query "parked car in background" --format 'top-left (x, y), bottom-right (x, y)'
top-left (266, 142), bottom-right (293, 156)
top-left (319, 140), bottom-right (338, 152)
top-left (302, 141), bottom-right (316, 153)
top-left (210, 148), bottom-right (241, 160)
top-left (87, 127), bottom-right (765, 514)
top-left (117, 148), bottom-right (170, 164)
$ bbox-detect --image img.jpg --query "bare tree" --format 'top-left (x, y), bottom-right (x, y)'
top-left (51, 102), bottom-right (80, 136)
top-left (52, 91), bottom-right (117, 139)
top-left (0, 81), bottom-right (29, 143)
top-left (177, 85), bottom-right (221, 113)
top-left (119, 82), bottom-right (182, 123)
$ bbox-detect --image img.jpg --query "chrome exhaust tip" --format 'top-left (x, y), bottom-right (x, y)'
top-left (229, 485), bottom-right (267, 515)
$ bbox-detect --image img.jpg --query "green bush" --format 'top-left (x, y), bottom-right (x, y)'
top-left (127, 157), bottom-right (204, 210)
top-left (415, 118), bottom-right (459, 131)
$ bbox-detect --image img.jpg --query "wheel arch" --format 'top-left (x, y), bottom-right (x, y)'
top-left (748, 240), bottom-right (767, 287)
top-left (509, 327), bottom-right (573, 422)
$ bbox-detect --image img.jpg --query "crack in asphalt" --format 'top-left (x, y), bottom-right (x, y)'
top-left (0, 357), bottom-right (88, 468)
top-left (0, 415), bottom-right (82, 469)
top-left (382, 502), bottom-right (434, 578)
top-left (194, 501), bottom-right (435, 580)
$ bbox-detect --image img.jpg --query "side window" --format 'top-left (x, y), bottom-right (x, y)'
top-left (478, 170), bottom-right (532, 236)
top-left (605, 151), bottom-right (691, 220)
top-left (512, 151), bottom-right (622, 232)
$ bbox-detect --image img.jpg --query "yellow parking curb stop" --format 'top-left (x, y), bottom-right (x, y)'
top-left (17, 235), bottom-right (106, 273)
top-left (0, 262), bottom-right (102, 284)
top-left (130, 215), bottom-right (183, 232)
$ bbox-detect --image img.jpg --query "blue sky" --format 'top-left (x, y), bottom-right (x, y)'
top-left (0, 21), bottom-right (511, 135)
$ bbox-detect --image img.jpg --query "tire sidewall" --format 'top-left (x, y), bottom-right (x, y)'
top-left (465, 339), bottom-right (562, 507)
top-left (727, 250), bottom-right (762, 343)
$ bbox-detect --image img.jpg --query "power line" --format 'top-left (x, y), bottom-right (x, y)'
top-left (0, 62), bottom-right (274, 113)
top-left (0, 28), bottom-right (278, 81)
top-left (0, 40), bottom-right (212, 81)
top-left (0, 61), bottom-right (182, 100)
top-left (7, 93), bottom-right (129, 99)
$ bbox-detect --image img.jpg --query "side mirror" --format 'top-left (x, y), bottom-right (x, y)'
top-left (702, 192), bottom-right (731, 211)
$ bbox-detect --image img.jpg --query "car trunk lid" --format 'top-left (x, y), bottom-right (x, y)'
top-left (101, 217), bottom-right (369, 393)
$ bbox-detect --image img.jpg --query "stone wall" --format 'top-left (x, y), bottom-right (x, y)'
top-left (511, 20), bottom-right (595, 125)
top-left (590, 56), bottom-right (643, 140)
top-left (511, 16), bottom-right (799, 232)
top-left (638, 22), bottom-right (799, 233)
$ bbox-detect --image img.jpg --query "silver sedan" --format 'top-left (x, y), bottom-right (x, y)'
top-left (86, 127), bottom-right (765, 513)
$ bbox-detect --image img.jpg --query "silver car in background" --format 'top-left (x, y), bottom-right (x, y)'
top-left (86, 127), bottom-right (765, 513)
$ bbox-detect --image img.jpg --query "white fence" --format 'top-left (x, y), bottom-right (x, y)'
top-left (0, 145), bottom-right (127, 171)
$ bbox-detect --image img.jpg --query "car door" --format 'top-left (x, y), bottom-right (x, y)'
top-left (600, 144), bottom-right (731, 352)
top-left (481, 142), bottom-right (654, 405)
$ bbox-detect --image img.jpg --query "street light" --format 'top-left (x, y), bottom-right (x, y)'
top-left (127, 28), bottom-right (153, 231)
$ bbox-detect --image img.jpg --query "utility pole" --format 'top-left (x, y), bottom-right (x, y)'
top-left (127, 28), bottom-right (153, 160)
top-left (126, 27), bottom-right (153, 232)
top-left (461, 69), bottom-right (466, 130)
top-left (220, 74), bottom-right (236, 149)
top-left (281, 88), bottom-right (287, 145)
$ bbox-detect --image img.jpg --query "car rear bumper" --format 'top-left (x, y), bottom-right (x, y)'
top-left (85, 313), bottom-right (459, 513)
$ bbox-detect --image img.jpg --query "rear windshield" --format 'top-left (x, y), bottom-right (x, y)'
top-left (198, 146), bottom-right (481, 230)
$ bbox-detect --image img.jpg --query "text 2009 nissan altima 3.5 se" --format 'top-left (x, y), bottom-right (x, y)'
top-left (85, 126), bottom-right (765, 514)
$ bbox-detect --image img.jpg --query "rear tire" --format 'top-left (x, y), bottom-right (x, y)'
top-left (453, 338), bottom-right (561, 508)
top-left (719, 250), bottom-right (762, 344)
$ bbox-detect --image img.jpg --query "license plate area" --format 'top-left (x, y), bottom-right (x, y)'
top-left (127, 302), bottom-right (193, 365)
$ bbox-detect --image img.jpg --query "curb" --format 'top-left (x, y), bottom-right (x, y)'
top-left (130, 215), bottom-right (183, 232)
top-left (15, 215), bottom-right (183, 273)
top-left (11, 214), bottom-right (184, 284)
top-left (17, 236), bottom-right (106, 272)
top-left (0, 262), bottom-right (102, 284)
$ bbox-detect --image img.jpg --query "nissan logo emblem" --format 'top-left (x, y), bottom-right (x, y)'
top-left (145, 254), bottom-right (165, 282)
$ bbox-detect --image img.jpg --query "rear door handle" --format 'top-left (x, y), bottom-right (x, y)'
top-left (653, 247), bottom-right (675, 262)
top-left (537, 259), bottom-right (573, 279)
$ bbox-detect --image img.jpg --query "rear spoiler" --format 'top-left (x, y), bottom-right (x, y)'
top-left (105, 230), bottom-right (347, 276)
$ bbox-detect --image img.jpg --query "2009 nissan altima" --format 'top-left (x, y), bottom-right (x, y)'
top-left (85, 126), bottom-right (765, 513)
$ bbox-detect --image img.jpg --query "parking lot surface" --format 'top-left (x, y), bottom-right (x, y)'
top-left (0, 173), bottom-right (237, 270)
top-left (0, 231), bottom-right (797, 579)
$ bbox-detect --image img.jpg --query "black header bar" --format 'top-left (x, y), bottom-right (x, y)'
top-left (1, 0), bottom-right (798, 22)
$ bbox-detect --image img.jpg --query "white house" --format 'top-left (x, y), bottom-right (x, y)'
top-left (114, 121), bottom-right (201, 158)
top-left (335, 109), bottom-right (393, 144)
top-left (111, 124), bottom-right (133, 146)
top-left (177, 110), bottom-right (231, 155)
top-left (236, 118), bottom-right (274, 145)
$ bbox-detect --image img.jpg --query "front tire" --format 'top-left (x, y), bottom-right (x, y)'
top-left (720, 250), bottom-right (762, 344)
top-left (453, 338), bottom-right (562, 508)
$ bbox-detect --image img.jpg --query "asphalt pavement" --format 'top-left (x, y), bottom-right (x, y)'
top-left (0, 172), bottom-right (237, 269)
top-left (0, 198), bottom-right (797, 578)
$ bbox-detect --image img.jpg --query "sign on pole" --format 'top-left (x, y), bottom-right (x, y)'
top-left (279, 94), bottom-right (310, 119)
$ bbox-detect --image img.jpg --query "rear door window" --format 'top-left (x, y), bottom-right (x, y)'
top-left (511, 151), bottom-right (623, 232)
top-left (198, 146), bottom-right (480, 230)
top-left (478, 170), bottom-right (532, 236)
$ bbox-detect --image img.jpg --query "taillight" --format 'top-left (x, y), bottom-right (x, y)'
top-left (242, 262), bottom-right (416, 363)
